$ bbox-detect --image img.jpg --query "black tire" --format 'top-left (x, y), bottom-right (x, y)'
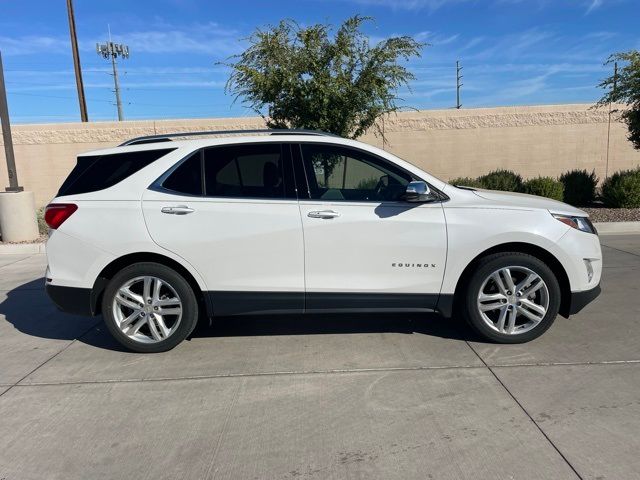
top-left (101, 262), bottom-right (199, 353)
top-left (462, 252), bottom-right (561, 343)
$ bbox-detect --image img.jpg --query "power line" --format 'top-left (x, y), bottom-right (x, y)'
top-left (8, 91), bottom-right (237, 109)
top-left (8, 91), bottom-right (114, 103)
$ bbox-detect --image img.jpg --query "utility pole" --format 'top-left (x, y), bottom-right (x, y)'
top-left (66, 0), bottom-right (88, 122)
top-left (605, 62), bottom-right (618, 179)
top-left (456, 60), bottom-right (463, 109)
top-left (96, 27), bottom-right (129, 121)
top-left (0, 51), bottom-right (22, 192)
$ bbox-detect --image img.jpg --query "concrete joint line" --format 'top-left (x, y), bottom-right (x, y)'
top-left (465, 340), bottom-right (585, 480)
top-left (600, 244), bottom-right (640, 258)
top-left (0, 319), bottom-right (102, 399)
top-left (16, 364), bottom-right (489, 388)
top-left (12, 359), bottom-right (640, 389)
top-left (0, 253), bottom-right (37, 270)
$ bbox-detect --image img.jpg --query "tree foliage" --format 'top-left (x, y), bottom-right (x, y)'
top-left (597, 50), bottom-right (640, 150)
top-left (222, 16), bottom-right (425, 138)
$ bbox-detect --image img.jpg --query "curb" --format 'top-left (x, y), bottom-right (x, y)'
top-left (594, 221), bottom-right (640, 235)
top-left (0, 242), bottom-right (46, 255)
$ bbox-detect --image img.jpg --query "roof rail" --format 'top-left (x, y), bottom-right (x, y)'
top-left (119, 128), bottom-right (340, 146)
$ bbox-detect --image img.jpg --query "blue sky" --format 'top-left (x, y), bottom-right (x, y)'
top-left (0, 0), bottom-right (638, 123)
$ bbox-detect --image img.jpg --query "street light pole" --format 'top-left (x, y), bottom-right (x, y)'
top-left (456, 60), bottom-right (463, 109)
top-left (605, 62), bottom-right (618, 180)
top-left (0, 51), bottom-right (22, 192)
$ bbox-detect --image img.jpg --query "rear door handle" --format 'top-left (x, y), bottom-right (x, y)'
top-left (161, 205), bottom-right (195, 215)
top-left (307, 210), bottom-right (340, 219)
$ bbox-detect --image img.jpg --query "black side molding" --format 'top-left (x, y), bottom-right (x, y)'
top-left (207, 291), bottom-right (304, 316)
top-left (207, 291), bottom-right (440, 316)
top-left (47, 286), bottom-right (455, 319)
top-left (305, 292), bottom-right (438, 312)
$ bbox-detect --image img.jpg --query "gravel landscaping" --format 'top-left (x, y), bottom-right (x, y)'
top-left (583, 208), bottom-right (640, 222)
top-left (0, 234), bottom-right (47, 245)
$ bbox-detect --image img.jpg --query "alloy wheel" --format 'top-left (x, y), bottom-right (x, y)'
top-left (476, 266), bottom-right (549, 335)
top-left (112, 275), bottom-right (183, 344)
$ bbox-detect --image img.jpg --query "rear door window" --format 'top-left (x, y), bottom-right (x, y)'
top-left (161, 152), bottom-right (203, 196)
top-left (58, 148), bottom-right (175, 196)
top-left (203, 144), bottom-right (294, 199)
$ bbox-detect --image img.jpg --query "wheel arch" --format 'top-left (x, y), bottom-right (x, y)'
top-left (445, 242), bottom-right (571, 319)
top-left (90, 252), bottom-right (211, 319)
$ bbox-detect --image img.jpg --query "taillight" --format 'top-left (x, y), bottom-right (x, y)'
top-left (45, 203), bottom-right (78, 229)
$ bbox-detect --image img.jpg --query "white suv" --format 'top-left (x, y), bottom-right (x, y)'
top-left (44, 130), bottom-right (602, 353)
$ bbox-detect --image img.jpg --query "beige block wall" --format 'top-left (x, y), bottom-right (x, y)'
top-left (1, 104), bottom-right (639, 207)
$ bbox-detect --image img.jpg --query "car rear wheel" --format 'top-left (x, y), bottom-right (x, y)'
top-left (102, 262), bottom-right (198, 353)
top-left (463, 252), bottom-right (561, 343)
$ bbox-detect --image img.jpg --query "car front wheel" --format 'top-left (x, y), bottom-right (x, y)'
top-left (463, 252), bottom-right (561, 343)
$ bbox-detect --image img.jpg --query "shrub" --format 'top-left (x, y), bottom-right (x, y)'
top-left (478, 169), bottom-right (524, 192)
top-left (558, 170), bottom-right (597, 206)
top-left (601, 168), bottom-right (640, 208)
top-left (448, 177), bottom-right (483, 188)
top-left (523, 177), bottom-right (564, 201)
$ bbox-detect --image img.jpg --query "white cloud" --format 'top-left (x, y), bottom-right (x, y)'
top-left (0, 22), bottom-right (243, 57)
top-left (349, 0), bottom-right (469, 10)
top-left (462, 29), bottom-right (555, 62)
top-left (0, 35), bottom-right (69, 55)
top-left (414, 31), bottom-right (460, 45)
top-left (344, 0), bottom-right (623, 12)
top-left (436, 34), bottom-right (460, 45)
top-left (585, 0), bottom-right (603, 13)
top-left (102, 23), bottom-right (242, 56)
top-left (498, 0), bottom-right (618, 13)
top-left (461, 37), bottom-right (485, 51)
top-left (8, 79), bottom-right (226, 93)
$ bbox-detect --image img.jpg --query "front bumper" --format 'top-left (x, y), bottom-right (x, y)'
top-left (567, 283), bottom-right (601, 316)
top-left (46, 283), bottom-right (95, 316)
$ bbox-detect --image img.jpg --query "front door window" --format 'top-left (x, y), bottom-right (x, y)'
top-left (300, 144), bottom-right (412, 202)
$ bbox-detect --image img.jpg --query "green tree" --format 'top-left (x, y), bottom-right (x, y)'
top-left (222, 16), bottom-right (425, 139)
top-left (596, 50), bottom-right (640, 150)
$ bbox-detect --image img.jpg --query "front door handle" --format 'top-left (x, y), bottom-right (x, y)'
top-left (161, 205), bottom-right (195, 215)
top-left (307, 210), bottom-right (340, 219)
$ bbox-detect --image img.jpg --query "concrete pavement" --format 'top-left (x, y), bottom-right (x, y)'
top-left (1, 235), bottom-right (639, 480)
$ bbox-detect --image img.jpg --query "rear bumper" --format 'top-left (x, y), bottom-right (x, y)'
top-left (568, 283), bottom-right (601, 316)
top-left (46, 283), bottom-right (95, 316)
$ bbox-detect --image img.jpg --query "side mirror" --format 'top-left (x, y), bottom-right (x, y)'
top-left (405, 181), bottom-right (433, 202)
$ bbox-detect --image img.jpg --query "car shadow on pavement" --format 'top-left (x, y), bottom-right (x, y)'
top-left (195, 311), bottom-right (476, 341)
top-left (1, 278), bottom-right (482, 352)
top-left (0, 278), bottom-right (103, 342)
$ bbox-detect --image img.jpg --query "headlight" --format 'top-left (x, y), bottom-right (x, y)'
top-left (552, 214), bottom-right (597, 234)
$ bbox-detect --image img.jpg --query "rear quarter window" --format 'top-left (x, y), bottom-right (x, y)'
top-left (58, 148), bottom-right (175, 196)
